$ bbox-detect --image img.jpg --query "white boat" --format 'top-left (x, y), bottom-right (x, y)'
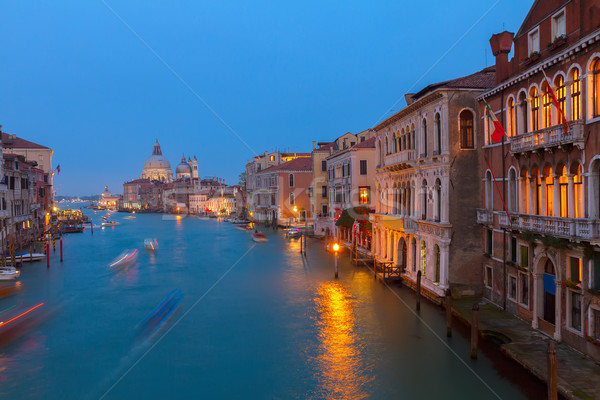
top-left (123, 216), bottom-right (136, 220)
top-left (101, 221), bottom-right (121, 227)
top-left (144, 238), bottom-right (159, 251)
top-left (10, 252), bottom-right (46, 263)
top-left (0, 266), bottom-right (20, 280)
top-left (108, 249), bottom-right (138, 269)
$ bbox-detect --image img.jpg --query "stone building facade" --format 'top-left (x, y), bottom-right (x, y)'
top-left (478, 0), bottom-right (600, 361)
top-left (371, 67), bottom-right (495, 299)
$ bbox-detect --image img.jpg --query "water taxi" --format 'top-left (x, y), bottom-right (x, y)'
top-left (144, 238), bottom-right (159, 251)
top-left (0, 267), bottom-right (20, 280)
top-left (252, 231), bottom-right (268, 243)
top-left (101, 221), bottom-right (121, 227)
top-left (108, 249), bottom-right (138, 269)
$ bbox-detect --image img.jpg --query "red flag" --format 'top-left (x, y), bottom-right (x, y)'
top-left (485, 102), bottom-right (505, 143)
top-left (56, 164), bottom-right (61, 175)
top-left (541, 68), bottom-right (569, 135)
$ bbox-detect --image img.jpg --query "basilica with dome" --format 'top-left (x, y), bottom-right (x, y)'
top-left (141, 140), bottom-right (198, 182)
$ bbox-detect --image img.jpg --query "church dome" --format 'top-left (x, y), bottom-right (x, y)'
top-left (175, 154), bottom-right (192, 179)
top-left (142, 140), bottom-right (172, 182)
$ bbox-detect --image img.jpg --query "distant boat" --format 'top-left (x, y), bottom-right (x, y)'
top-left (0, 266), bottom-right (20, 281)
top-left (252, 231), bottom-right (268, 243)
top-left (101, 221), bottom-right (120, 227)
top-left (144, 238), bottom-right (159, 251)
top-left (123, 216), bottom-right (136, 220)
top-left (108, 249), bottom-right (138, 269)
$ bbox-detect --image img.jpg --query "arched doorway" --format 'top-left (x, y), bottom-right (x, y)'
top-left (542, 259), bottom-right (556, 325)
top-left (397, 237), bottom-right (407, 269)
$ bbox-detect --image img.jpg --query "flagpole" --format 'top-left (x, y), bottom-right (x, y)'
top-left (483, 154), bottom-right (512, 225)
top-left (540, 66), bottom-right (569, 135)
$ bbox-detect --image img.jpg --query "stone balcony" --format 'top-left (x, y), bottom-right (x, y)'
top-left (370, 213), bottom-right (416, 234)
top-left (382, 150), bottom-right (416, 171)
top-left (510, 120), bottom-right (584, 153)
top-left (498, 212), bottom-right (600, 241)
top-left (476, 208), bottom-right (494, 225)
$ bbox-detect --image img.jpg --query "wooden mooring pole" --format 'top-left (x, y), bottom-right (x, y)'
top-left (445, 288), bottom-right (452, 337)
top-left (470, 302), bottom-right (479, 359)
top-left (60, 237), bottom-right (63, 262)
top-left (416, 270), bottom-right (422, 311)
top-left (547, 342), bottom-right (558, 400)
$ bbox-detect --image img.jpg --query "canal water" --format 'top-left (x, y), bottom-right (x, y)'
top-left (0, 210), bottom-right (550, 399)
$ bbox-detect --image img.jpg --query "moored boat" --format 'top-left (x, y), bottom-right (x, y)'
top-left (8, 252), bottom-right (45, 263)
top-left (101, 221), bottom-right (121, 227)
top-left (60, 225), bottom-right (84, 234)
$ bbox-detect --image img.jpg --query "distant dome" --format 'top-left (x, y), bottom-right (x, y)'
top-left (142, 140), bottom-right (172, 182)
top-left (175, 154), bottom-right (192, 179)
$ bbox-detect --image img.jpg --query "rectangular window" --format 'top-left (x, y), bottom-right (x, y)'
top-left (485, 266), bottom-right (493, 288)
top-left (359, 186), bottom-right (370, 204)
top-left (510, 237), bottom-right (517, 263)
top-left (289, 192), bottom-right (295, 205)
top-left (570, 257), bottom-right (582, 283)
top-left (593, 253), bottom-right (600, 290)
top-left (520, 245), bottom-right (529, 269)
top-left (321, 160), bottom-right (327, 172)
top-left (289, 174), bottom-right (294, 187)
top-left (570, 291), bottom-right (582, 331)
top-left (519, 273), bottom-right (529, 306)
top-left (593, 309), bottom-right (600, 338)
top-left (486, 229), bottom-right (493, 256)
top-left (321, 185), bottom-right (327, 198)
top-left (551, 10), bottom-right (566, 39)
top-left (508, 275), bottom-right (517, 301)
top-left (322, 204), bottom-right (328, 215)
top-left (528, 28), bottom-right (539, 54)
top-left (360, 160), bottom-right (367, 175)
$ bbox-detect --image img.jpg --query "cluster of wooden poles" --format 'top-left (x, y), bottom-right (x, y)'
top-left (0, 225), bottom-right (64, 268)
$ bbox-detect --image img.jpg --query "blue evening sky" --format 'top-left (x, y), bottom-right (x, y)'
top-left (0, 0), bottom-right (533, 196)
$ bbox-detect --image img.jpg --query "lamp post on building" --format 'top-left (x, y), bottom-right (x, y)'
top-left (333, 242), bottom-right (339, 278)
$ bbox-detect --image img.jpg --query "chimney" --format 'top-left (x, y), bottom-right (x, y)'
top-left (489, 31), bottom-right (514, 84)
top-left (405, 94), bottom-right (415, 106)
top-left (312, 141), bottom-right (316, 150)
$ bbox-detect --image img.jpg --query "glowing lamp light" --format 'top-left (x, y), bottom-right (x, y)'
top-left (293, 206), bottom-right (297, 212)
top-left (333, 243), bottom-right (339, 252)
top-left (52, 207), bottom-right (57, 212)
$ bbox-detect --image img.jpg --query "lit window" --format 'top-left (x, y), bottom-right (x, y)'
top-left (570, 257), bottom-right (582, 283)
top-left (530, 87), bottom-right (539, 131)
top-left (571, 68), bottom-right (581, 120)
top-left (542, 82), bottom-right (553, 128)
top-left (359, 186), bottom-right (370, 204)
top-left (555, 75), bottom-right (566, 126)
top-left (421, 241), bottom-right (427, 275)
top-left (507, 98), bottom-right (515, 136)
top-left (592, 58), bottom-right (600, 117)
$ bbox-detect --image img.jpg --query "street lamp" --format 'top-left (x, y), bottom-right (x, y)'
top-left (293, 205), bottom-right (298, 226)
top-left (333, 242), bottom-right (339, 278)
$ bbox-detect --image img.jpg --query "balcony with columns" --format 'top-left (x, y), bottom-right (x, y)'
top-left (510, 120), bottom-right (584, 153)
top-left (498, 212), bottom-right (600, 241)
top-left (382, 150), bottom-right (416, 171)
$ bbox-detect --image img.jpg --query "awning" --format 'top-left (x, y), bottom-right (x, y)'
top-left (335, 207), bottom-right (372, 231)
top-left (375, 214), bottom-right (409, 232)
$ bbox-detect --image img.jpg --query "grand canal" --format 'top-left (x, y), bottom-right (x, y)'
top-left (0, 209), bottom-right (550, 399)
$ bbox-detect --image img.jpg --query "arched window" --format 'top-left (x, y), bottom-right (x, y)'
top-left (434, 244), bottom-right (440, 284)
top-left (435, 178), bottom-right (441, 222)
top-left (507, 98), bottom-right (515, 136)
top-left (289, 174), bottom-right (294, 187)
top-left (421, 118), bottom-right (428, 156)
top-left (555, 75), bottom-right (566, 126)
top-left (542, 82), bottom-right (552, 128)
top-left (590, 160), bottom-right (600, 219)
top-left (571, 67), bottom-right (581, 120)
top-left (518, 91), bottom-right (528, 135)
top-left (421, 241), bottom-right (427, 275)
top-left (407, 184), bottom-right (412, 217)
top-left (412, 238), bottom-right (417, 272)
top-left (530, 87), bottom-right (540, 131)
top-left (571, 162), bottom-right (583, 218)
top-left (592, 59), bottom-right (600, 117)
top-left (421, 179), bottom-right (428, 220)
top-left (543, 165), bottom-right (554, 216)
top-left (392, 184), bottom-right (398, 214)
top-left (485, 171), bottom-right (493, 209)
top-left (558, 164), bottom-right (568, 218)
top-left (460, 110), bottom-right (474, 148)
top-left (434, 113), bottom-right (441, 154)
top-left (531, 166), bottom-right (541, 215)
top-left (508, 169), bottom-right (517, 212)
top-left (396, 130), bottom-right (401, 153)
top-left (520, 167), bottom-right (529, 213)
top-left (401, 128), bottom-right (406, 151)
top-left (384, 137), bottom-right (389, 155)
top-left (392, 132), bottom-right (398, 153)
top-left (411, 124), bottom-right (416, 151)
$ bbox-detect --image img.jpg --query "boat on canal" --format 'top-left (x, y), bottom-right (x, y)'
top-left (140, 289), bottom-right (183, 337)
top-left (60, 225), bottom-right (84, 234)
top-left (8, 252), bottom-right (46, 263)
top-left (0, 303), bottom-right (44, 337)
top-left (101, 221), bottom-right (121, 227)
top-left (144, 238), bottom-right (159, 251)
top-left (108, 249), bottom-right (138, 269)
top-left (252, 231), bottom-right (268, 243)
top-left (0, 266), bottom-right (20, 280)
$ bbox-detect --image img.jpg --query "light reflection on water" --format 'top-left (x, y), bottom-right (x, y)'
top-left (312, 281), bottom-right (371, 400)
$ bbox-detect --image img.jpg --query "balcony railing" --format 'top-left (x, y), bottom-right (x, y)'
top-left (498, 212), bottom-right (600, 240)
top-left (383, 150), bottom-right (415, 168)
top-left (476, 208), bottom-right (494, 225)
top-left (510, 121), bottom-right (584, 153)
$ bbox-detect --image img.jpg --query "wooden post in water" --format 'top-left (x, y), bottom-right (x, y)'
top-left (60, 237), bottom-right (63, 262)
top-left (445, 288), bottom-right (452, 337)
top-left (416, 270), bottom-right (422, 311)
top-left (30, 242), bottom-right (33, 262)
top-left (52, 226), bottom-right (56, 252)
top-left (46, 242), bottom-right (50, 268)
top-left (334, 252), bottom-right (338, 279)
top-left (470, 302), bottom-right (479, 359)
top-left (90, 218), bottom-right (94, 235)
top-left (19, 241), bottom-right (23, 267)
top-left (547, 342), bottom-right (557, 400)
